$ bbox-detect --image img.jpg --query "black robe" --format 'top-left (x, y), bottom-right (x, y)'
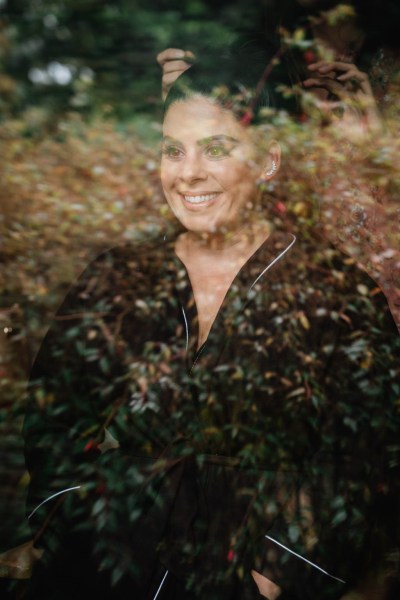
top-left (24, 226), bottom-right (400, 599)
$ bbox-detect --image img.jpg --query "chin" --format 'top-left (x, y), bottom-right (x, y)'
top-left (173, 213), bottom-right (216, 234)
top-left (183, 219), bottom-right (228, 235)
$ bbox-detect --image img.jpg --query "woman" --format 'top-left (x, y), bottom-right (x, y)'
top-left (24, 58), bottom-right (400, 599)
top-left (157, 41), bottom-right (400, 330)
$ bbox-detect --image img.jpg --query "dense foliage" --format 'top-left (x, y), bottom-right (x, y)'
top-left (0, 1), bottom-right (399, 597)
top-left (22, 226), bottom-right (400, 598)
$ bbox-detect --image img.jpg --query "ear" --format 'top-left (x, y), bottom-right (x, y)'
top-left (261, 141), bottom-right (281, 180)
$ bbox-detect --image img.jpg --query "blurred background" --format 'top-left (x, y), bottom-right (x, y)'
top-left (0, 0), bottom-right (399, 593)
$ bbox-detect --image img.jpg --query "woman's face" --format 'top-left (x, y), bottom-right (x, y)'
top-left (161, 96), bottom-right (263, 234)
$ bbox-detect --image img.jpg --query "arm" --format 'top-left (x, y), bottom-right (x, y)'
top-left (23, 249), bottom-right (134, 596)
top-left (251, 238), bottom-right (400, 598)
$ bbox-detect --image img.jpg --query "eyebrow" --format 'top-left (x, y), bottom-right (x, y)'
top-left (162, 134), bottom-right (240, 146)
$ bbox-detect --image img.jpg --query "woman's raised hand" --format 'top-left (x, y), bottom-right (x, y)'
top-left (303, 60), bottom-right (381, 136)
top-left (156, 48), bottom-right (195, 100)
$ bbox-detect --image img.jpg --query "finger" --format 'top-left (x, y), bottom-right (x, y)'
top-left (163, 60), bottom-right (193, 75)
top-left (337, 69), bottom-right (367, 83)
top-left (157, 48), bottom-right (186, 67)
top-left (162, 71), bottom-right (184, 88)
top-left (307, 64), bottom-right (337, 80)
top-left (309, 61), bottom-right (355, 73)
top-left (336, 70), bottom-right (374, 97)
top-left (303, 78), bottom-right (355, 108)
top-left (319, 61), bottom-right (358, 72)
top-left (302, 77), bottom-right (346, 95)
top-left (161, 55), bottom-right (195, 99)
top-left (183, 50), bottom-right (195, 62)
top-left (308, 63), bottom-right (374, 100)
top-left (307, 61), bottom-right (337, 71)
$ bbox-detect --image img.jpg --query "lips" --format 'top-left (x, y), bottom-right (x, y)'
top-left (180, 192), bottom-right (221, 208)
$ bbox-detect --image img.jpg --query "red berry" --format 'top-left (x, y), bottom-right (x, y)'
top-left (275, 201), bottom-right (287, 214)
top-left (304, 51), bottom-right (316, 65)
top-left (84, 439), bottom-right (96, 452)
top-left (240, 112), bottom-right (253, 126)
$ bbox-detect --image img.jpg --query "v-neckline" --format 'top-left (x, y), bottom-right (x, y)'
top-left (170, 230), bottom-right (296, 370)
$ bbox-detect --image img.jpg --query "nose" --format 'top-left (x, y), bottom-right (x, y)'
top-left (179, 151), bottom-right (207, 184)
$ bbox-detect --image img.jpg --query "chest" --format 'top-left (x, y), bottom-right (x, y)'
top-left (189, 271), bottom-right (237, 348)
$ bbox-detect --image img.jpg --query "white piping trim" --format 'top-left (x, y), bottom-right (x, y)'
top-left (249, 234), bottom-right (296, 291)
top-left (153, 570), bottom-right (169, 600)
top-left (189, 234), bottom-right (297, 372)
top-left (181, 305), bottom-right (189, 352)
top-left (28, 485), bottom-right (81, 520)
top-left (265, 535), bottom-right (346, 584)
top-left (190, 343), bottom-right (206, 374)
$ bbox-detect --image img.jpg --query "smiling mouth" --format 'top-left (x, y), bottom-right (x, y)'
top-left (181, 193), bottom-right (220, 205)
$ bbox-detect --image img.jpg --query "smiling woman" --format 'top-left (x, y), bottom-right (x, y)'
top-left (161, 97), bottom-right (279, 235)
top-left (159, 66), bottom-right (282, 352)
top-left (24, 51), bottom-right (400, 600)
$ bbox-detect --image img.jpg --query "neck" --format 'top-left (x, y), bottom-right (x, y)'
top-left (176, 220), bottom-right (272, 274)
top-left (189, 219), bottom-right (270, 249)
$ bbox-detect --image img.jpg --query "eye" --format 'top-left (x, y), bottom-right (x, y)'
top-left (161, 144), bottom-right (184, 160)
top-left (205, 144), bottom-right (230, 159)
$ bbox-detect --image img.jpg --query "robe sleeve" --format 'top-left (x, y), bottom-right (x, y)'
top-left (23, 248), bottom-right (134, 596)
top-left (258, 255), bottom-right (400, 599)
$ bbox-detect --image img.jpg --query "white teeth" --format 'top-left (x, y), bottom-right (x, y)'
top-left (183, 193), bottom-right (218, 204)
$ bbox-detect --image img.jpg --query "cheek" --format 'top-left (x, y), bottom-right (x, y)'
top-left (160, 160), bottom-right (175, 192)
top-left (208, 160), bottom-right (247, 187)
top-left (229, 161), bottom-right (258, 192)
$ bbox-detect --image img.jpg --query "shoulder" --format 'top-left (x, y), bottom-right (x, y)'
top-left (56, 235), bottom-right (177, 317)
top-left (268, 225), bottom-right (399, 339)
